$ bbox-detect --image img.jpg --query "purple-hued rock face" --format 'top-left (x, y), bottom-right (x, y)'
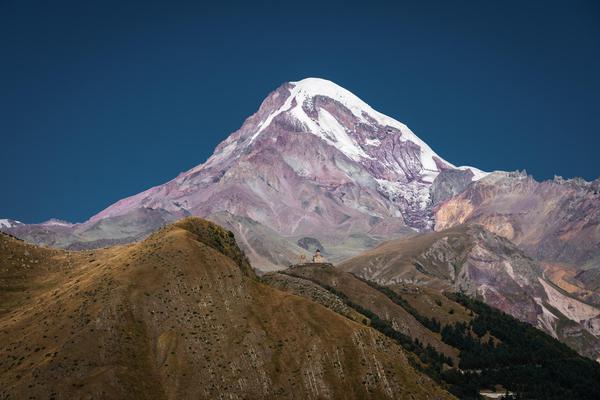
top-left (338, 225), bottom-right (600, 360)
top-left (435, 171), bottom-right (600, 267)
top-left (2, 78), bottom-right (596, 280)
top-left (88, 78), bottom-right (477, 233)
top-left (10, 77), bottom-right (477, 268)
top-left (2, 78), bottom-right (599, 359)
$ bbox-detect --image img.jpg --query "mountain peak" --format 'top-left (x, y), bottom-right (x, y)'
top-left (288, 77), bottom-right (384, 121)
top-left (8, 79), bottom-right (492, 265)
top-left (83, 78), bottom-right (490, 233)
top-left (248, 78), bottom-right (454, 176)
top-left (286, 78), bottom-right (412, 136)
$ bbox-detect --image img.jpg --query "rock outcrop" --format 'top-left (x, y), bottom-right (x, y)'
top-left (434, 171), bottom-right (600, 268)
top-left (338, 225), bottom-right (600, 360)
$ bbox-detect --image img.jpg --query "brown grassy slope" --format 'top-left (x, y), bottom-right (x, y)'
top-left (0, 219), bottom-right (453, 400)
top-left (274, 265), bottom-right (459, 362)
top-left (261, 271), bottom-right (367, 324)
top-left (387, 283), bottom-right (473, 327)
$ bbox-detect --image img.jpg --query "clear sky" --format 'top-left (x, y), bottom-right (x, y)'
top-left (2, 0), bottom-right (599, 223)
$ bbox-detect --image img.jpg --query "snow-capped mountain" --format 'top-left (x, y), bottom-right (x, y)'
top-left (4, 78), bottom-right (599, 364)
top-left (4, 78), bottom-right (489, 268)
top-left (91, 78), bottom-right (484, 228)
top-left (2, 79), bottom-right (491, 267)
top-left (0, 219), bottom-right (22, 229)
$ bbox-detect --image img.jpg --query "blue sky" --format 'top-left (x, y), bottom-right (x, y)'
top-left (2, 0), bottom-right (599, 223)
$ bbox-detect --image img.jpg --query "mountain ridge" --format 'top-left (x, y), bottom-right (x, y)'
top-left (338, 224), bottom-right (600, 361)
top-left (2, 78), bottom-right (491, 268)
top-left (2, 78), bottom-right (599, 362)
top-left (0, 217), bottom-right (454, 399)
top-left (2, 79), bottom-right (597, 274)
top-left (3, 219), bottom-right (600, 399)
top-left (88, 78), bottom-right (487, 224)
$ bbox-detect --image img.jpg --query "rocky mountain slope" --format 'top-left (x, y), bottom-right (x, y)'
top-left (1, 78), bottom-right (485, 269)
top-left (0, 218), bottom-right (454, 399)
top-left (338, 225), bottom-right (600, 361)
top-left (4, 79), bottom-right (597, 276)
top-left (264, 265), bottom-right (459, 362)
top-left (264, 264), bottom-right (600, 399)
top-left (2, 77), bottom-right (598, 368)
top-left (434, 171), bottom-right (600, 290)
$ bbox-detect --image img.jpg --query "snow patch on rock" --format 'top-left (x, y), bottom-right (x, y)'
top-left (41, 219), bottom-right (74, 227)
top-left (0, 219), bottom-right (22, 228)
top-left (456, 165), bottom-right (489, 181)
top-left (316, 108), bottom-right (372, 160)
top-left (250, 77), bottom-right (482, 179)
top-left (375, 179), bottom-right (431, 211)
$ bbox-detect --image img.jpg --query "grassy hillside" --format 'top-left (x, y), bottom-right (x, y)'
top-left (266, 264), bottom-right (600, 399)
top-left (0, 219), bottom-right (452, 399)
